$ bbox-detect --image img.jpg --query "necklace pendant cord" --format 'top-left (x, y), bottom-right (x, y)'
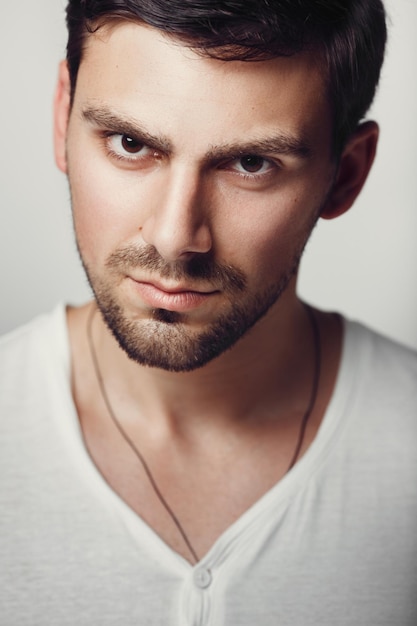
top-left (86, 301), bottom-right (321, 565)
top-left (87, 304), bottom-right (200, 564)
top-left (287, 302), bottom-right (321, 471)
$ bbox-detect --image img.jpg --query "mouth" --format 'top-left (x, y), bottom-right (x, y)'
top-left (128, 277), bottom-right (219, 312)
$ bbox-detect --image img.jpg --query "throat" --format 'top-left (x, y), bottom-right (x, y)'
top-left (67, 300), bottom-right (342, 564)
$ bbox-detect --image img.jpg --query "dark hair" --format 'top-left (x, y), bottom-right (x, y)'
top-left (66, 0), bottom-right (387, 153)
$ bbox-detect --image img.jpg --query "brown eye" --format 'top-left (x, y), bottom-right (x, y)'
top-left (239, 155), bottom-right (266, 173)
top-left (121, 135), bottom-right (143, 154)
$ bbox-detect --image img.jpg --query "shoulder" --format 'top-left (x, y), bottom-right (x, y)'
top-left (1, 305), bottom-right (64, 355)
top-left (344, 320), bottom-right (417, 390)
top-left (339, 320), bottom-right (417, 444)
top-left (0, 304), bottom-right (69, 396)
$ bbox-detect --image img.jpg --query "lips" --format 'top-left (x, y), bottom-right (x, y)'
top-left (128, 278), bottom-right (218, 312)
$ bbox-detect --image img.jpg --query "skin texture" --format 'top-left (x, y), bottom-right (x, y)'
top-left (54, 22), bottom-right (378, 562)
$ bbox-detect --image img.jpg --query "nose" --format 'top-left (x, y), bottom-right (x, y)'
top-left (140, 165), bottom-right (212, 262)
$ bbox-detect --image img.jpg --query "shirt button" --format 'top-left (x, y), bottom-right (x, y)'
top-left (193, 567), bottom-right (212, 589)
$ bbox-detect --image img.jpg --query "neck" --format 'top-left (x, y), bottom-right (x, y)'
top-left (74, 289), bottom-right (324, 439)
top-left (68, 290), bottom-right (342, 563)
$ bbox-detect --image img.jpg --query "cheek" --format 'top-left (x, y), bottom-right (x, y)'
top-left (68, 152), bottom-right (145, 263)
top-left (215, 185), bottom-right (320, 278)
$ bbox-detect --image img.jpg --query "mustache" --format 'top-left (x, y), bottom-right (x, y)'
top-left (106, 245), bottom-right (247, 294)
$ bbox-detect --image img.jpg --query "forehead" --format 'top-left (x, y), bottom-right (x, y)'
top-left (74, 21), bottom-right (332, 156)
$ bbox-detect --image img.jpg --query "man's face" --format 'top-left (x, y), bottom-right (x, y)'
top-left (59, 22), bottom-right (335, 371)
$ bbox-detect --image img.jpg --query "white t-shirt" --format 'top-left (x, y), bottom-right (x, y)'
top-left (0, 304), bottom-right (416, 625)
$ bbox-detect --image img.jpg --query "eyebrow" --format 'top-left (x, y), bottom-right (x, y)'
top-left (82, 106), bottom-right (173, 154)
top-left (82, 104), bottom-right (312, 162)
top-left (206, 136), bottom-right (312, 162)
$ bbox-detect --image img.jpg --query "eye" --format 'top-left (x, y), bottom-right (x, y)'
top-left (231, 155), bottom-right (275, 176)
top-left (239, 155), bottom-right (266, 173)
top-left (120, 135), bottom-right (143, 154)
top-left (106, 134), bottom-right (153, 160)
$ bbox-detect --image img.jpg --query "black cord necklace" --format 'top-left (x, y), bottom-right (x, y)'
top-left (86, 301), bottom-right (321, 564)
top-left (287, 303), bottom-right (321, 471)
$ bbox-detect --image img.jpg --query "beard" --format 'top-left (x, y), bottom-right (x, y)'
top-left (78, 242), bottom-right (307, 373)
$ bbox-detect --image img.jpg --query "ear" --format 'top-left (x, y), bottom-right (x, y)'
top-left (320, 121), bottom-right (379, 220)
top-left (53, 60), bottom-right (72, 174)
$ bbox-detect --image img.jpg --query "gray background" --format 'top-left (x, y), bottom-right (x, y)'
top-left (1, 0), bottom-right (416, 348)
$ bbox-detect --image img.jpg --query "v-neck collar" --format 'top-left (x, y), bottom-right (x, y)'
top-left (49, 303), bottom-right (359, 575)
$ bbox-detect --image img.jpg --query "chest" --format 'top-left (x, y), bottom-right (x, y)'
top-left (78, 406), bottom-right (322, 563)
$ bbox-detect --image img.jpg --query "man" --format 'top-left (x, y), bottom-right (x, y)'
top-left (1, 1), bottom-right (416, 624)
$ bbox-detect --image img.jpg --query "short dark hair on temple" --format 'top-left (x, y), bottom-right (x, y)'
top-left (65, 0), bottom-right (387, 154)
